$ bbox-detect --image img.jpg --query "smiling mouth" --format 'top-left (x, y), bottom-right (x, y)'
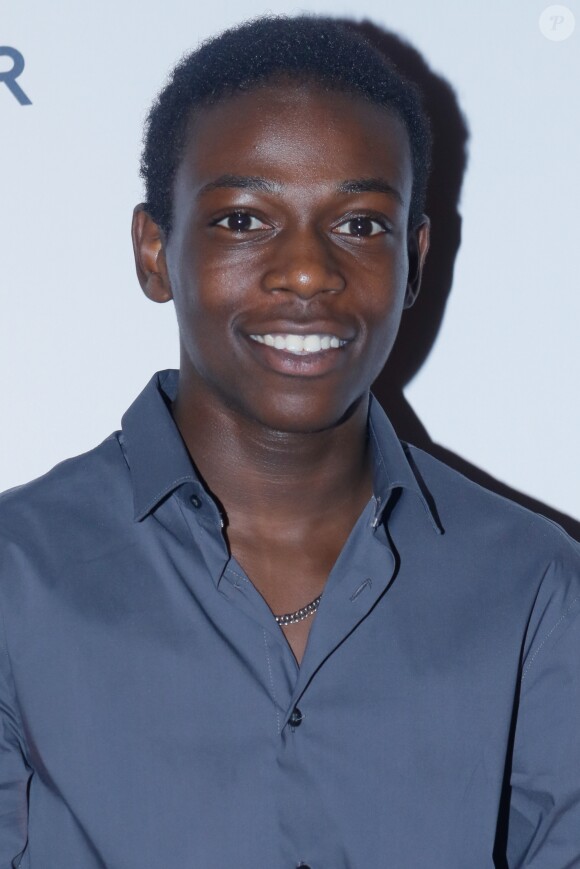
top-left (249, 333), bottom-right (349, 355)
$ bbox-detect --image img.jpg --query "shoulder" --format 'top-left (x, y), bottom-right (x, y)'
top-left (405, 440), bottom-right (579, 554)
top-left (406, 442), bottom-right (580, 659)
top-left (0, 432), bottom-right (131, 560)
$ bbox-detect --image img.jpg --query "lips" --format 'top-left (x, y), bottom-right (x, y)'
top-left (243, 322), bottom-right (354, 377)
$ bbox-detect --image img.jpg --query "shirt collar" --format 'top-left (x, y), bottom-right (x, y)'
top-left (122, 370), bottom-right (442, 534)
top-left (367, 395), bottom-right (443, 535)
top-left (121, 370), bottom-right (200, 521)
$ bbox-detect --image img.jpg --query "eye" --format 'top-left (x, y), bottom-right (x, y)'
top-left (334, 216), bottom-right (387, 237)
top-left (213, 211), bottom-right (269, 232)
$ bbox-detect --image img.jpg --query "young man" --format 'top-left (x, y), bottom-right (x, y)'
top-left (1, 16), bottom-right (579, 868)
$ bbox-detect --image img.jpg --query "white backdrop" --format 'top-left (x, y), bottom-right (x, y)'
top-left (2, 0), bottom-right (579, 524)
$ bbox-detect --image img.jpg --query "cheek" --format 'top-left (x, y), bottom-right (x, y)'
top-left (178, 235), bottom-right (262, 299)
top-left (170, 263), bottom-right (255, 379)
top-left (357, 251), bottom-right (409, 360)
top-left (169, 250), bottom-right (231, 326)
top-left (360, 247), bottom-right (409, 320)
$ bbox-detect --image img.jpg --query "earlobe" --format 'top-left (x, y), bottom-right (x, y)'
top-left (131, 205), bottom-right (173, 303)
top-left (404, 216), bottom-right (430, 309)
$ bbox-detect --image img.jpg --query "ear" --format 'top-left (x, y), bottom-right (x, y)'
top-left (131, 205), bottom-right (173, 303)
top-left (404, 215), bottom-right (430, 309)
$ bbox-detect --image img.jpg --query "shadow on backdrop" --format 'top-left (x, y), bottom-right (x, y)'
top-left (342, 20), bottom-right (580, 541)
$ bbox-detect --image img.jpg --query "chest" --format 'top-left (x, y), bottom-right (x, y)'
top-left (19, 573), bottom-right (517, 868)
top-left (229, 541), bottom-right (334, 665)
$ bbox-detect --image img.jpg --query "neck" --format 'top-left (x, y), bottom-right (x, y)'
top-left (171, 381), bottom-right (373, 533)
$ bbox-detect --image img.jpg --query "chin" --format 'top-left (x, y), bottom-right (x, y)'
top-left (239, 389), bottom-right (368, 435)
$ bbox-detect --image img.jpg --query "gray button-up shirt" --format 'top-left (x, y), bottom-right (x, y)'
top-left (1, 370), bottom-right (579, 868)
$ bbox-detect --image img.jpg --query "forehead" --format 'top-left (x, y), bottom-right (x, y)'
top-left (175, 83), bottom-right (413, 204)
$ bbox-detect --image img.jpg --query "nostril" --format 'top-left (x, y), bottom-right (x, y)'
top-left (272, 269), bottom-right (346, 297)
top-left (262, 240), bottom-right (346, 297)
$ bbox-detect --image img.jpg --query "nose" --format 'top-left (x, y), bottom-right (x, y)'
top-left (261, 226), bottom-right (346, 299)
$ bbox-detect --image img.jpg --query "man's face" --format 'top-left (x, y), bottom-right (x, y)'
top-left (137, 82), bottom-right (429, 434)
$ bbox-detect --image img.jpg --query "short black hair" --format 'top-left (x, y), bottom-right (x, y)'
top-left (140, 15), bottom-right (432, 235)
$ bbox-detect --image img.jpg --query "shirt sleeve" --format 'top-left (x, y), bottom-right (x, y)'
top-left (507, 537), bottom-right (580, 867)
top-left (0, 608), bottom-right (30, 868)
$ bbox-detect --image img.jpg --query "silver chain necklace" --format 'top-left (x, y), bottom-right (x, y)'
top-left (275, 594), bottom-right (322, 626)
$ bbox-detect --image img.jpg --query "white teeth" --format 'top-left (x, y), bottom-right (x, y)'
top-left (285, 335), bottom-right (304, 352)
top-left (303, 335), bottom-right (321, 352)
top-left (249, 333), bottom-right (347, 354)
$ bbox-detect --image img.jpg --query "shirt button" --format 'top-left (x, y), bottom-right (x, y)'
top-left (190, 495), bottom-right (202, 509)
top-left (289, 707), bottom-right (303, 728)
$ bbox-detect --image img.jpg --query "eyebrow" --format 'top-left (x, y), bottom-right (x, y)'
top-left (337, 178), bottom-right (404, 206)
top-left (197, 175), bottom-right (281, 197)
top-left (197, 174), bottom-right (404, 205)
